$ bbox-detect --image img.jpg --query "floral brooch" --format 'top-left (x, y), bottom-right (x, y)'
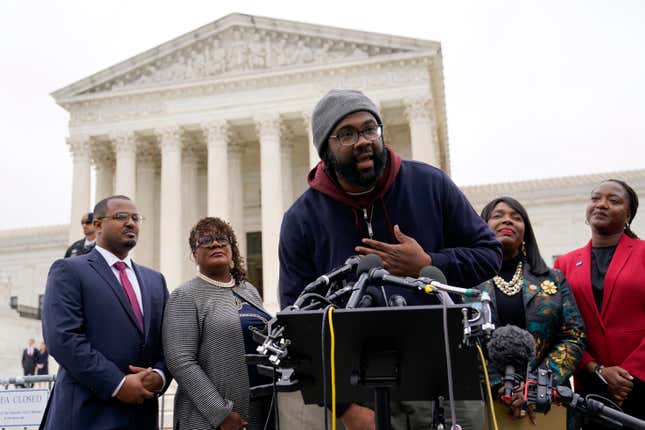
top-left (540, 280), bottom-right (558, 295)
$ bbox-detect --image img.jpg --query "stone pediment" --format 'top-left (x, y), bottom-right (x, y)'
top-left (52, 13), bottom-right (439, 101)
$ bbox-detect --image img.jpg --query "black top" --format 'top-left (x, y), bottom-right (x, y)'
top-left (36, 351), bottom-right (49, 374)
top-left (494, 254), bottom-right (526, 329)
top-left (590, 245), bottom-right (617, 312)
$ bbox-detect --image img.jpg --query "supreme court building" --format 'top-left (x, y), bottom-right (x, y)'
top-left (51, 13), bottom-right (451, 311)
top-left (0, 13), bottom-right (643, 377)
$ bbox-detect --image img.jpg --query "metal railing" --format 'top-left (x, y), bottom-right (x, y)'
top-left (0, 374), bottom-right (55, 390)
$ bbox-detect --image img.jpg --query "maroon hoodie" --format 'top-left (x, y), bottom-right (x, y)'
top-left (307, 146), bottom-right (402, 242)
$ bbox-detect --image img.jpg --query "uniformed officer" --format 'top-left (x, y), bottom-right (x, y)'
top-left (64, 212), bottom-right (96, 258)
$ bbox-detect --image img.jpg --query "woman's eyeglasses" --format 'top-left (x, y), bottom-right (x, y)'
top-left (196, 234), bottom-right (231, 248)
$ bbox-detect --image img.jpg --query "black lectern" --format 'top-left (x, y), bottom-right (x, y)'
top-left (276, 305), bottom-right (482, 429)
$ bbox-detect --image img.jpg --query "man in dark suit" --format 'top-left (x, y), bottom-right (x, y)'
top-left (64, 212), bottom-right (96, 258)
top-left (42, 195), bottom-right (171, 430)
top-left (21, 338), bottom-right (38, 387)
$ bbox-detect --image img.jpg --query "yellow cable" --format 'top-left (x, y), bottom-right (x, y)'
top-left (476, 343), bottom-right (500, 430)
top-left (327, 307), bottom-right (337, 430)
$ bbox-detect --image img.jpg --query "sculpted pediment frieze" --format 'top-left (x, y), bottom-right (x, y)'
top-left (80, 26), bottom-right (413, 95)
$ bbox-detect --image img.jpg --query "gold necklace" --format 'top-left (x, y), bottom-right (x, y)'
top-left (493, 261), bottom-right (524, 296)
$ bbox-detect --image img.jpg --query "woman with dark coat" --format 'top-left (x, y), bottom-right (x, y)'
top-left (555, 179), bottom-right (645, 428)
top-left (163, 217), bottom-right (273, 430)
top-left (477, 197), bottom-right (586, 428)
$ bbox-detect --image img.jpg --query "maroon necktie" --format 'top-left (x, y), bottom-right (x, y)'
top-left (114, 261), bottom-right (144, 333)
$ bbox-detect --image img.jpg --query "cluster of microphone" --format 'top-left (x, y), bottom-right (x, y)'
top-left (487, 325), bottom-right (645, 429)
top-left (292, 254), bottom-right (481, 310)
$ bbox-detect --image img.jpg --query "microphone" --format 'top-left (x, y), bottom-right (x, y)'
top-left (388, 294), bottom-right (407, 307)
top-left (368, 268), bottom-right (425, 290)
top-left (487, 325), bottom-right (536, 404)
top-left (357, 286), bottom-right (387, 308)
top-left (345, 254), bottom-right (383, 309)
top-left (302, 255), bottom-right (362, 294)
top-left (418, 266), bottom-right (481, 298)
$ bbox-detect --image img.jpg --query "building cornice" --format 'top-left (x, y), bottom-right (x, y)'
top-left (0, 225), bottom-right (69, 252)
top-left (462, 169), bottom-right (645, 206)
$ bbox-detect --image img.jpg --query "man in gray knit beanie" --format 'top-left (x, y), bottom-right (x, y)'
top-left (311, 89), bottom-right (388, 192)
top-left (278, 89), bottom-right (498, 430)
top-left (312, 89), bottom-right (383, 159)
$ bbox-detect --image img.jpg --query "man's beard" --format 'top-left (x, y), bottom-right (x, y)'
top-left (324, 145), bottom-right (388, 188)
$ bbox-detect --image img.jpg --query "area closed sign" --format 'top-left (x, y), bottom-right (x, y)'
top-left (0, 389), bottom-right (49, 427)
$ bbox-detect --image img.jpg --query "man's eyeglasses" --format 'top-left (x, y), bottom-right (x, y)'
top-left (81, 220), bottom-right (93, 226)
top-left (329, 124), bottom-right (383, 147)
top-left (196, 234), bottom-right (231, 248)
top-left (98, 212), bottom-right (145, 224)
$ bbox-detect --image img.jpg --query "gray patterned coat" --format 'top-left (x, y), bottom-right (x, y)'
top-left (163, 277), bottom-right (268, 430)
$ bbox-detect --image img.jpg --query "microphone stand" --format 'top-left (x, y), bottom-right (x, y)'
top-left (556, 386), bottom-right (645, 430)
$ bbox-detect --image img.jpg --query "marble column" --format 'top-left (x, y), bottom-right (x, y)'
top-left (135, 150), bottom-right (158, 268)
top-left (404, 97), bottom-right (440, 167)
top-left (228, 142), bottom-right (246, 262)
top-left (196, 160), bottom-right (207, 220)
top-left (67, 136), bottom-right (91, 244)
top-left (280, 126), bottom-right (295, 211)
top-left (182, 145), bottom-right (200, 281)
top-left (94, 151), bottom-right (115, 203)
top-left (204, 121), bottom-right (231, 221)
top-left (256, 114), bottom-right (283, 313)
top-left (302, 111), bottom-right (319, 169)
top-left (113, 133), bottom-right (138, 200)
top-left (157, 127), bottom-right (183, 290)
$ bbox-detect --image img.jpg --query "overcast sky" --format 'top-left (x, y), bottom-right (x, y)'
top-left (1, 0), bottom-right (644, 231)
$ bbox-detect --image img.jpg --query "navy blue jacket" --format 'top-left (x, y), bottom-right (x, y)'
top-left (279, 159), bottom-right (502, 307)
top-left (41, 248), bottom-right (170, 430)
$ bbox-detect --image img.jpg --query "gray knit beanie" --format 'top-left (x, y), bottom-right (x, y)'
top-left (312, 89), bottom-right (382, 159)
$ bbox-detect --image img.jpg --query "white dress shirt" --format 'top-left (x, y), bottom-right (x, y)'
top-left (95, 245), bottom-right (143, 314)
top-left (94, 245), bottom-right (165, 395)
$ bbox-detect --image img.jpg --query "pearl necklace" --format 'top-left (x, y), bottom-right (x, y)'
top-left (493, 261), bottom-right (524, 296)
top-left (197, 271), bottom-right (236, 288)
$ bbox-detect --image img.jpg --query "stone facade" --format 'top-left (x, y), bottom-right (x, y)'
top-left (50, 13), bottom-right (450, 312)
top-left (0, 226), bottom-right (66, 376)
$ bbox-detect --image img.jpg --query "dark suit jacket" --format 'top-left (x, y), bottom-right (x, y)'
top-left (41, 248), bottom-right (171, 430)
top-left (22, 348), bottom-right (38, 374)
top-left (555, 234), bottom-right (645, 384)
top-left (64, 238), bottom-right (95, 258)
top-left (475, 265), bottom-right (586, 385)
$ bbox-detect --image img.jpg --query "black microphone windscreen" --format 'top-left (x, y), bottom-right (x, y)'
top-left (487, 325), bottom-right (536, 373)
top-left (357, 254), bottom-right (383, 275)
top-left (419, 266), bottom-right (447, 284)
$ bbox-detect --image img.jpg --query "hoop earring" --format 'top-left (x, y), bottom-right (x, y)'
top-left (585, 219), bottom-right (590, 226)
top-left (625, 221), bottom-right (631, 230)
top-left (522, 241), bottom-right (527, 258)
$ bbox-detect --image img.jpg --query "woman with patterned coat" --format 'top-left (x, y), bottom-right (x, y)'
top-left (476, 197), bottom-right (586, 428)
top-left (163, 217), bottom-right (273, 430)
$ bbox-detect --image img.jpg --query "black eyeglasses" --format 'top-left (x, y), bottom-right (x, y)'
top-left (329, 124), bottom-right (383, 147)
top-left (98, 212), bottom-right (145, 224)
top-left (196, 234), bottom-right (231, 248)
top-left (81, 220), bottom-right (93, 226)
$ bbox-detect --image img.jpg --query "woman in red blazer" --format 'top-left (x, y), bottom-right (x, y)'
top-left (555, 179), bottom-right (644, 428)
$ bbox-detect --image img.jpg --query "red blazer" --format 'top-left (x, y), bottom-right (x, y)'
top-left (555, 234), bottom-right (645, 383)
